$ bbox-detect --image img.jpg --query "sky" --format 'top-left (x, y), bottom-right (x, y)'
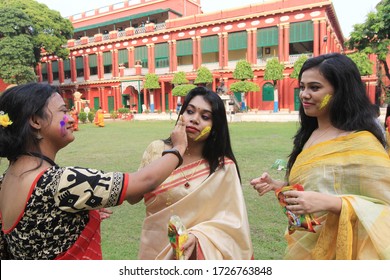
top-left (37, 0), bottom-right (381, 38)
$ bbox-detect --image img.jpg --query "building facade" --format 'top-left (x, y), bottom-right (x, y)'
top-left (37, 0), bottom-right (376, 114)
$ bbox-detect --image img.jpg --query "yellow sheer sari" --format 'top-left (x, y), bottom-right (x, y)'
top-left (286, 131), bottom-right (390, 259)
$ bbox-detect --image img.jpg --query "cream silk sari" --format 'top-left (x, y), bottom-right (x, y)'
top-left (138, 140), bottom-right (253, 260)
top-left (286, 131), bottom-right (390, 259)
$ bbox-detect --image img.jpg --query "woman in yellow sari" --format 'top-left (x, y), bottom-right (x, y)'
top-left (251, 53), bottom-right (390, 260)
top-left (135, 87), bottom-right (253, 260)
top-left (94, 107), bottom-right (105, 127)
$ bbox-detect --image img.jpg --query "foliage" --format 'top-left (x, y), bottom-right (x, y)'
top-left (347, 52), bottom-right (373, 76)
top-left (143, 73), bottom-right (160, 90)
top-left (230, 81), bottom-right (259, 93)
top-left (233, 60), bottom-right (254, 80)
top-left (0, 0), bottom-right (73, 84)
top-left (171, 71), bottom-right (195, 96)
top-left (171, 71), bottom-right (188, 85)
top-left (172, 84), bottom-right (196, 96)
top-left (290, 55), bottom-right (308, 79)
top-left (118, 107), bottom-right (130, 114)
top-left (78, 112), bottom-right (87, 124)
top-left (264, 58), bottom-right (285, 86)
top-left (346, 0), bottom-right (390, 81)
top-left (87, 112), bottom-right (95, 123)
top-left (230, 60), bottom-right (259, 95)
top-left (110, 110), bottom-right (119, 119)
top-left (194, 66), bottom-right (213, 85)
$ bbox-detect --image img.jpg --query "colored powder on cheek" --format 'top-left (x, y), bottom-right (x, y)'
top-left (319, 94), bottom-right (331, 110)
top-left (194, 126), bottom-right (211, 141)
top-left (60, 115), bottom-right (68, 136)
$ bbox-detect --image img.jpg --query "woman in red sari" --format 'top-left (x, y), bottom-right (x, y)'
top-left (0, 83), bottom-right (187, 259)
top-left (70, 106), bottom-right (79, 131)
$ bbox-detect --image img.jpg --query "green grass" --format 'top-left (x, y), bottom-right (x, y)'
top-left (0, 119), bottom-right (299, 259)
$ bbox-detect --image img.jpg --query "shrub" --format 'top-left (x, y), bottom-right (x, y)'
top-left (88, 112), bottom-right (95, 123)
top-left (118, 108), bottom-right (130, 114)
top-left (78, 112), bottom-right (87, 124)
top-left (110, 110), bottom-right (119, 119)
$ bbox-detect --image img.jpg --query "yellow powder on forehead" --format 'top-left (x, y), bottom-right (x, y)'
top-left (194, 126), bottom-right (211, 141)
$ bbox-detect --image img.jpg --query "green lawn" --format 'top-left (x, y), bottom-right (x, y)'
top-left (0, 119), bottom-right (299, 259)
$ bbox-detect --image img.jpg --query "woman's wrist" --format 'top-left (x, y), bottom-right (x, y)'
top-left (172, 145), bottom-right (186, 157)
top-left (271, 179), bottom-right (287, 191)
top-left (327, 195), bottom-right (342, 214)
top-left (162, 148), bottom-right (184, 168)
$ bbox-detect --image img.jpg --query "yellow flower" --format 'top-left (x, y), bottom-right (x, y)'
top-left (0, 112), bottom-right (13, 128)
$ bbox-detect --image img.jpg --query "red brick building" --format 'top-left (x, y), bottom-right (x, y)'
top-left (36, 0), bottom-right (378, 114)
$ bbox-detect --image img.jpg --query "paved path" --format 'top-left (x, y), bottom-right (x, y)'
top-left (133, 111), bottom-right (299, 122)
top-left (132, 108), bottom-right (387, 123)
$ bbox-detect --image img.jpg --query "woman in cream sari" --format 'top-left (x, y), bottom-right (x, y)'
top-left (251, 53), bottom-right (390, 260)
top-left (135, 87), bottom-right (253, 260)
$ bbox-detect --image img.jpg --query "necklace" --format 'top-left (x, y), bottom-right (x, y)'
top-left (179, 159), bottom-right (203, 188)
top-left (304, 126), bottom-right (332, 149)
top-left (21, 152), bottom-right (57, 166)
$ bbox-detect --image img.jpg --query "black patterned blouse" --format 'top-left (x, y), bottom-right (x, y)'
top-left (0, 166), bottom-right (127, 259)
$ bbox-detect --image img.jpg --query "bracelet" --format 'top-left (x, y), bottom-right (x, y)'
top-left (162, 148), bottom-right (183, 169)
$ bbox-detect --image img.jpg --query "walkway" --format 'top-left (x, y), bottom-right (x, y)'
top-left (132, 108), bottom-right (387, 123)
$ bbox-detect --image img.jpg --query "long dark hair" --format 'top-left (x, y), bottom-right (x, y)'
top-left (385, 105), bottom-right (390, 130)
top-left (0, 83), bottom-right (58, 162)
top-left (166, 86), bottom-right (241, 181)
top-left (287, 53), bottom-right (386, 178)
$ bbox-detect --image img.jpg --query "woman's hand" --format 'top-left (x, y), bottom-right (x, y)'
top-left (98, 208), bottom-right (113, 220)
top-left (182, 233), bottom-right (197, 260)
top-left (171, 115), bottom-right (188, 156)
top-left (283, 191), bottom-right (342, 215)
top-left (250, 172), bottom-right (285, 196)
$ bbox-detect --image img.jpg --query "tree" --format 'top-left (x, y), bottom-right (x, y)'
top-left (0, 0), bottom-right (73, 84)
top-left (171, 71), bottom-right (188, 86)
top-left (194, 66), bottom-right (213, 86)
top-left (347, 52), bottom-right (373, 76)
top-left (230, 60), bottom-right (259, 110)
top-left (264, 58), bottom-right (285, 112)
top-left (346, 0), bottom-right (390, 102)
top-left (143, 73), bottom-right (160, 113)
top-left (171, 71), bottom-right (195, 97)
top-left (290, 55), bottom-right (308, 79)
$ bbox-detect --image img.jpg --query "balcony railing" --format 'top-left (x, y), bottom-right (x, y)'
top-left (45, 52), bottom-right (314, 85)
top-left (70, 23), bottom-right (167, 47)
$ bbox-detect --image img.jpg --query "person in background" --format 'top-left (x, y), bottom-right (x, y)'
top-left (0, 83), bottom-right (187, 259)
top-left (84, 104), bottom-right (90, 115)
top-left (136, 87), bottom-right (253, 260)
top-left (94, 106), bottom-right (105, 127)
top-left (251, 53), bottom-right (390, 260)
top-left (70, 106), bottom-right (79, 131)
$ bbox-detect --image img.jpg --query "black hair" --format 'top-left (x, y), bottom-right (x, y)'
top-left (287, 53), bottom-right (386, 178)
top-left (385, 106), bottom-right (390, 130)
top-left (0, 83), bottom-right (58, 162)
top-left (166, 86), bottom-right (241, 181)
